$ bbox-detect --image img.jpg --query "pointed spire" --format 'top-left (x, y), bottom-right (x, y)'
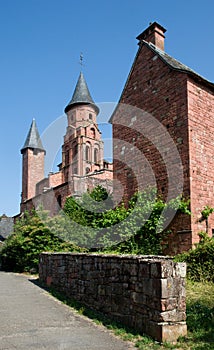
top-left (64, 72), bottom-right (99, 114)
top-left (21, 119), bottom-right (45, 153)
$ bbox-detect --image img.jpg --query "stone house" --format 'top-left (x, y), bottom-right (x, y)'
top-left (111, 22), bottom-right (214, 253)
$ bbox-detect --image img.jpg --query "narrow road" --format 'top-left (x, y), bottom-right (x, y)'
top-left (0, 272), bottom-right (135, 350)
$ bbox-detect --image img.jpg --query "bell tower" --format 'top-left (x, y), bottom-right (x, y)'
top-left (62, 72), bottom-right (104, 181)
top-left (21, 119), bottom-right (45, 202)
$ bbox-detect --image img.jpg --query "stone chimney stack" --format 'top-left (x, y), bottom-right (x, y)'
top-left (137, 22), bottom-right (166, 51)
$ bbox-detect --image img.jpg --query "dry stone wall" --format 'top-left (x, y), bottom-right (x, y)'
top-left (39, 253), bottom-right (187, 342)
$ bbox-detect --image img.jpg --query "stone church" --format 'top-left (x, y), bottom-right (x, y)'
top-left (20, 72), bottom-right (113, 215)
top-left (20, 21), bottom-right (214, 254)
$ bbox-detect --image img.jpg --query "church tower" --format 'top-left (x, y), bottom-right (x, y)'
top-left (21, 119), bottom-right (45, 202)
top-left (62, 72), bottom-right (104, 182)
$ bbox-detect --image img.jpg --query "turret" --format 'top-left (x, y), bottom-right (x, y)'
top-left (21, 119), bottom-right (45, 202)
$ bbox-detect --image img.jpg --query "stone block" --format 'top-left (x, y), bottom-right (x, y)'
top-left (161, 297), bottom-right (177, 311)
top-left (161, 261), bottom-right (173, 278)
top-left (150, 262), bottom-right (161, 278)
top-left (161, 322), bottom-right (187, 343)
top-left (138, 262), bottom-right (150, 278)
top-left (173, 263), bottom-right (186, 278)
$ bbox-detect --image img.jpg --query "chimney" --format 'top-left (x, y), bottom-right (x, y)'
top-left (136, 22), bottom-right (166, 51)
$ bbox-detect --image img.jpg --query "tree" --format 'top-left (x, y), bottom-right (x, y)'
top-left (0, 210), bottom-right (83, 272)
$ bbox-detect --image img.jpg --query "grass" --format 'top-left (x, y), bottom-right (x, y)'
top-left (42, 280), bottom-right (214, 350)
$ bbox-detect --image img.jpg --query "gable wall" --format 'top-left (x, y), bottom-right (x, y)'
top-left (112, 44), bottom-right (192, 252)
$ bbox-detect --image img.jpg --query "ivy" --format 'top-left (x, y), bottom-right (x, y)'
top-left (201, 206), bottom-right (214, 220)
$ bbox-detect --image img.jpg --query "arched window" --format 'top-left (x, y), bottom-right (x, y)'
top-left (89, 113), bottom-right (93, 120)
top-left (86, 145), bottom-right (90, 161)
top-left (94, 148), bottom-right (98, 164)
top-left (86, 167), bottom-right (90, 174)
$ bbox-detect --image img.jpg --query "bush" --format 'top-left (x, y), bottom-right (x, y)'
top-left (59, 187), bottom-right (167, 253)
top-left (0, 210), bottom-right (84, 273)
top-left (0, 186), bottom-right (191, 272)
top-left (61, 187), bottom-right (188, 255)
top-left (175, 233), bottom-right (214, 282)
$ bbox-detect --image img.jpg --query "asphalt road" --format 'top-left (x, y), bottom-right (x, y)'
top-left (0, 272), bottom-right (135, 350)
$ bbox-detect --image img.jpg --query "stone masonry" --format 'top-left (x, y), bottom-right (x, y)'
top-left (39, 253), bottom-right (187, 343)
top-left (112, 22), bottom-right (214, 253)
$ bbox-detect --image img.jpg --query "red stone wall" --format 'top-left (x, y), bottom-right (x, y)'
top-left (49, 171), bottom-right (63, 188)
top-left (22, 149), bottom-right (45, 201)
top-left (21, 182), bottom-right (72, 216)
top-left (112, 44), bottom-right (192, 251)
top-left (188, 78), bottom-right (214, 241)
top-left (112, 41), bottom-right (214, 252)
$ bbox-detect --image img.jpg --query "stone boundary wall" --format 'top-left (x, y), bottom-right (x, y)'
top-left (39, 253), bottom-right (187, 342)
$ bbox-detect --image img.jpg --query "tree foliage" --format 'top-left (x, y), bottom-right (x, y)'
top-left (0, 186), bottom-right (192, 273)
top-left (0, 210), bottom-right (84, 272)
top-left (46, 186), bottom-right (188, 254)
top-left (175, 232), bottom-right (214, 282)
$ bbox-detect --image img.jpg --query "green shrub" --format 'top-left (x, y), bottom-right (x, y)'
top-left (175, 233), bottom-right (214, 282)
top-left (60, 187), bottom-right (166, 253)
top-left (0, 187), bottom-right (191, 272)
top-left (0, 210), bottom-right (84, 272)
top-left (61, 187), bottom-right (189, 255)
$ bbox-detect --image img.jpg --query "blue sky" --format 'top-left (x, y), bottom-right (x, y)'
top-left (1, 0), bottom-right (214, 216)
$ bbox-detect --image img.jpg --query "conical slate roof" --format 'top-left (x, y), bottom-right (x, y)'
top-left (64, 72), bottom-right (99, 113)
top-left (21, 119), bottom-right (45, 153)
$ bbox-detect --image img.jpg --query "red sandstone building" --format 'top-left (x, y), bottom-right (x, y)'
top-left (20, 22), bottom-right (214, 253)
top-left (112, 22), bottom-right (214, 253)
top-left (20, 72), bottom-right (113, 215)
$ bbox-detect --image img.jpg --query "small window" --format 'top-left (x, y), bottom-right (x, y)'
top-left (89, 113), bottom-right (93, 120)
top-left (86, 145), bottom-right (90, 161)
top-left (94, 148), bottom-right (98, 163)
top-left (86, 167), bottom-right (90, 174)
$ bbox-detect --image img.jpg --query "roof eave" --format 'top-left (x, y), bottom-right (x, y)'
top-left (142, 41), bottom-right (214, 90)
top-left (64, 101), bottom-right (100, 114)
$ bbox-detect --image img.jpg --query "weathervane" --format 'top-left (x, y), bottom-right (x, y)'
top-left (79, 52), bottom-right (83, 70)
